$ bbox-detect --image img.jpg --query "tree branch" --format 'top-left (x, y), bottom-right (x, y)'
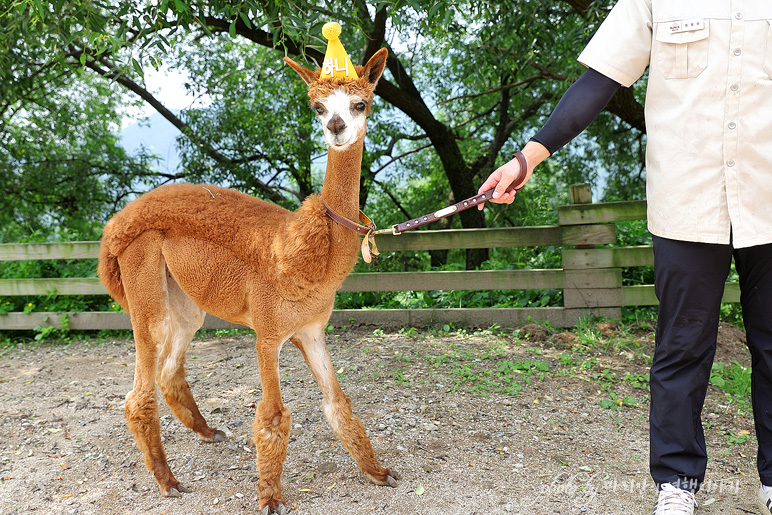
top-left (68, 47), bottom-right (286, 203)
top-left (372, 142), bottom-right (433, 176)
top-left (437, 70), bottom-right (563, 106)
top-left (203, 16), bottom-right (325, 65)
top-left (371, 178), bottom-right (413, 220)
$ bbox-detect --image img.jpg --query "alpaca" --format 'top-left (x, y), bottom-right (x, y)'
top-left (97, 46), bottom-right (395, 514)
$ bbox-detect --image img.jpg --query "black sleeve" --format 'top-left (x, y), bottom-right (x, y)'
top-left (530, 68), bottom-right (622, 155)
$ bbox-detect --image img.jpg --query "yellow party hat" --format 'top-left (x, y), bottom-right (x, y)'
top-left (320, 22), bottom-right (358, 80)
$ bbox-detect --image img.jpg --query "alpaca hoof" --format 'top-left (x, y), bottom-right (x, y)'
top-left (261, 503), bottom-right (288, 515)
top-left (162, 481), bottom-right (190, 497)
top-left (367, 468), bottom-right (399, 487)
top-left (202, 429), bottom-right (226, 443)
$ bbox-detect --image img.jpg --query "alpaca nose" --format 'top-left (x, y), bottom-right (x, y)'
top-left (327, 114), bottom-right (346, 135)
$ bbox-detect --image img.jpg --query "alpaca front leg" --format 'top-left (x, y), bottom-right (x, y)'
top-left (253, 344), bottom-right (291, 514)
top-left (254, 402), bottom-right (291, 514)
top-left (291, 326), bottom-right (398, 487)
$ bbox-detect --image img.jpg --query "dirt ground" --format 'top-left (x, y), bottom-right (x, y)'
top-left (0, 322), bottom-right (763, 515)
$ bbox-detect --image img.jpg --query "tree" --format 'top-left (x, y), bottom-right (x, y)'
top-left (1, 1), bottom-right (647, 267)
top-left (0, 69), bottom-right (160, 241)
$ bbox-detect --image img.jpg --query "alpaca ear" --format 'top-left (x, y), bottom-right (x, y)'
top-left (283, 56), bottom-right (319, 86)
top-left (360, 47), bottom-right (389, 87)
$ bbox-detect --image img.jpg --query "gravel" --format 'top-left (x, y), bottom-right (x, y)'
top-left (0, 324), bottom-right (760, 514)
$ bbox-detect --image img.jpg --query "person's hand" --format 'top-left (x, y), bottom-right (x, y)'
top-left (477, 155), bottom-right (532, 210)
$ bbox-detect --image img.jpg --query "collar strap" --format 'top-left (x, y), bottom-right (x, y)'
top-left (324, 205), bottom-right (376, 235)
top-left (324, 205), bottom-right (380, 263)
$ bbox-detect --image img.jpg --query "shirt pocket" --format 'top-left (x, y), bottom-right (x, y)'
top-left (765, 20), bottom-right (772, 79)
top-left (654, 21), bottom-right (710, 79)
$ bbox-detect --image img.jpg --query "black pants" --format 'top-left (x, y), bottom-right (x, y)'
top-left (650, 236), bottom-right (772, 491)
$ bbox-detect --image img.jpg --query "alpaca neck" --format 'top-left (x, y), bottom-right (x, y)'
top-left (320, 137), bottom-right (364, 221)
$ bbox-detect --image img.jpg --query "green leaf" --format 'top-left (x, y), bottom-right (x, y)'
top-left (239, 12), bottom-right (252, 30)
top-left (599, 399), bottom-right (616, 410)
top-left (131, 57), bottom-right (143, 77)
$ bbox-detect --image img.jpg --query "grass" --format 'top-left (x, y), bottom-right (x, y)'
top-left (710, 361), bottom-right (752, 413)
top-left (1, 314), bottom-right (753, 419)
top-left (364, 318), bottom-right (752, 422)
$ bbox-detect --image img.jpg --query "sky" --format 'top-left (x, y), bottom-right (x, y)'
top-left (121, 66), bottom-right (205, 128)
top-left (120, 65), bottom-right (209, 173)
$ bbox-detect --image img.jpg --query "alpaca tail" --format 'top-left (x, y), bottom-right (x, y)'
top-left (98, 238), bottom-right (129, 312)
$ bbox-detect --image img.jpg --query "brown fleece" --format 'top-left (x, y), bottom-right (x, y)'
top-left (99, 47), bottom-right (395, 510)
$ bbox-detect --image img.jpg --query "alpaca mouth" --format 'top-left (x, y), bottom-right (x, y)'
top-left (329, 134), bottom-right (353, 148)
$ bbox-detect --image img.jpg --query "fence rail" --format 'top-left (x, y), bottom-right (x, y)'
top-left (0, 184), bottom-right (739, 331)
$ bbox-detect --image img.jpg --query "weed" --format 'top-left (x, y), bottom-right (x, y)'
top-left (398, 326), bottom-right (419, 338)
top-left (600, 391), bottom-right (639, 411)
top-left (557, 353), bottom-right (575, 366)
top-left (394, 353), bottom-right (413, 363)
top-left (33, 313), bottom-right (71, 342)
top-left (472, 324), bottom-right (503, 337)
top-left (574, 317), bottom-right (605, 347)
top-left (393, 368), bottom-right (411, 386)
top-left (623, 372), bottom-right (650, 390)
top-left (724, 431), bottom-right (751, 446)
top-left (593, 369), bottom-right (619, 390)
top-left (710, 361), bottom-right (751, 411)
top-left (720, 303), bottom-right (744, 328)
top-left (431, 323), bottom-right (456, 337)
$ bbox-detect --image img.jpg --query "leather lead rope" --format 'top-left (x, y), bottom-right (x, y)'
top-left (325, 152), bottom-right (528, 262)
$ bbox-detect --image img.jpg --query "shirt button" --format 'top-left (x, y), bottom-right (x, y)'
top-left (728, 122), bottom-right (737, 129)
top-left (735, 12), bottom-right (743, 19)
top-left (730, 83), bottom-right (740, 92)
top-left (727, 160), bottom-right (736, 167)
top-left (733, 48), bottom-right (742, 56)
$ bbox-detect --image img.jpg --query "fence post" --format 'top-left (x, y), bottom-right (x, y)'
top-left (569, 184), bottom-right (593, 250)
top-left (561, 183), bottom-right (623, 322)
top-left (569, 183), bottom-right (593, 205)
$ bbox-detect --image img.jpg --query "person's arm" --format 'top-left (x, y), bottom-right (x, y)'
top-left (479, 68), bottom-right (622, 206)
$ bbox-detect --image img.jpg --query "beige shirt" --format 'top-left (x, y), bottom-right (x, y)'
top-left (578, 0), bottom-right (772, 248)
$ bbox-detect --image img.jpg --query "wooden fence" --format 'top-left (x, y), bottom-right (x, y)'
top-left (0, 184), bottom-right (740, 331)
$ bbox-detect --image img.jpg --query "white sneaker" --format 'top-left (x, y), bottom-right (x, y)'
top-left (759, 486), bottom-right (772, 514)
top-left (652, 483), bottom-right (696, 514)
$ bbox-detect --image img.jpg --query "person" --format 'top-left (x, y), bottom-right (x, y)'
top-left (478, 1), bottom-right (772, 514)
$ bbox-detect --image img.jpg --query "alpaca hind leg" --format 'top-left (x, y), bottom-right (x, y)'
top-left (120, 233), bottom-right (186, 496)
top-left (291, 323), bottom-right (398, 487)
top-left (156, 269), bottom-right (225, 443)
top-left (253, 337), bottom-right (291, 514)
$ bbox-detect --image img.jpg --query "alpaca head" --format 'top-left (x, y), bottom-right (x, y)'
top-left (284, 47), bottom-right (388, 151)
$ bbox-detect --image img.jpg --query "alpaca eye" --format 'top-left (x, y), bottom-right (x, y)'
top-left (354, 102), bottom-right (367, 112)
top-left (313, 105), bottom-right (325, 116)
